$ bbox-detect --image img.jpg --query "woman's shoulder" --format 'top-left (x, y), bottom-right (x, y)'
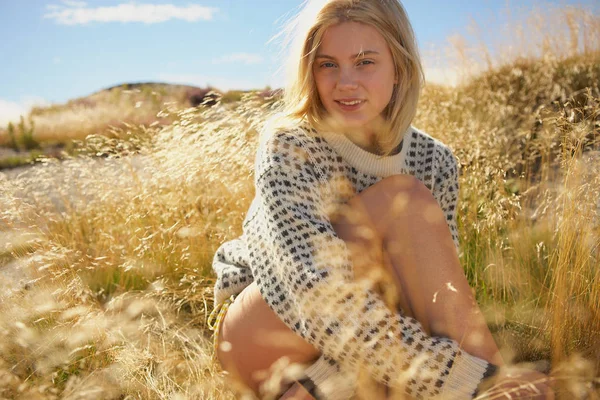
top-left (408, 126), bottom-right (456, 160)
top-left (259, 119), bottom-right (325, 156)
top-left (254, 119), bottom-right (329, 173)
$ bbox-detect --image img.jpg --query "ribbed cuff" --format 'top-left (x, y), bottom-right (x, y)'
top-left (214, 282), bottom-right (247, 306)
top-left (304, 356), bottom-right (356, 400)
top-left (441, 351), bottom-right (497, 399)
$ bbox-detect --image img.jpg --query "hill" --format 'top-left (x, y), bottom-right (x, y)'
top-left (1, 82), bottom-right (212, 146)
top-left (417, 51), bottom-right (599, 179)
top-left (0, 82), bottom-right (275, 168)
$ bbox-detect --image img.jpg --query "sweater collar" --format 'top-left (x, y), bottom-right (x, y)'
top-left (319, 127), bottom-right (413, 177)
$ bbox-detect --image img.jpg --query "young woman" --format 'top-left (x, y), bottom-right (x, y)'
top-left (209, 0), bottom-right (553, 398)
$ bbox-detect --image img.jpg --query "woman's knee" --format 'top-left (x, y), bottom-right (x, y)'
top-left (349, 174), bottom-right (441, 232)
top-left (375, 174), bottom-right (435, 204)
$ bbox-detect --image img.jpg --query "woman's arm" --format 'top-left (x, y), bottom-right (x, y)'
top-left (432, 147), bottom-right (460, 251)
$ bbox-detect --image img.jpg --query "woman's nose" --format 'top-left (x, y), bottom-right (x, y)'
top-left (336, 68), bottom-right (359, 90)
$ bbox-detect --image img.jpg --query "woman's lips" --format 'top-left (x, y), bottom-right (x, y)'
top-left (335, 99), bottom-right (365, 111)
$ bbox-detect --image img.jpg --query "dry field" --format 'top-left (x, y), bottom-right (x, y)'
top-left (1, 5), bottom-right (599, 400)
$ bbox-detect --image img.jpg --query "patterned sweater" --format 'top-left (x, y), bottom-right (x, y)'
top-left (212, 123), bottom-right (496, 399)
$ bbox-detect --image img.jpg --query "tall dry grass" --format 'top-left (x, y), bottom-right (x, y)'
top-left (0, 4), bottom-right (599, 399)
top-left (0, 96), bottom-right (267, 399)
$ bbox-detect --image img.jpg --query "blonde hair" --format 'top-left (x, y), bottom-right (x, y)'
top-left (276, 0), bottom-right (424, 155)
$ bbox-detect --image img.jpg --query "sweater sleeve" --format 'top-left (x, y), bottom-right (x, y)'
top-left (432, 146), bottom-right (461, 253)
top-left (212, 238), bottom-right (254, 305)
top-left (244, 131), bottom-right (494, 399)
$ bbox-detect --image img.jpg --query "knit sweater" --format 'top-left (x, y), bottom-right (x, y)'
top-left (212, 122), bottom-right (496, 399)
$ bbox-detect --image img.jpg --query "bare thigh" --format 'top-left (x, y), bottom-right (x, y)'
top-left (217, 282), bottom-right (320, 394)
top-left (331, 193), bottom-right (413, 316)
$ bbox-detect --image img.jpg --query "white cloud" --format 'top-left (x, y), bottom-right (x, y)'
top-left (211, 53), bottom-right (264, 65)
top-left (0, 97), bottom-right (50, 127)
top-left (61, 0), bottom-right (87, 7)
top-left (157, 73), bottom-right (266, 92)
top-left (44, 2), bottom-right (218, 25)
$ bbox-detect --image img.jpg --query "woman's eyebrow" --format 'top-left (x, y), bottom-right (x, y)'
top-left (315, 50), bottom-right (380, 60)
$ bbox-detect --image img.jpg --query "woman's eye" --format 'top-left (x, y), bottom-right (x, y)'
top-left (320, 62), bottom-right (336, 68)
top-left (358, 59), bottom-right (374, 66)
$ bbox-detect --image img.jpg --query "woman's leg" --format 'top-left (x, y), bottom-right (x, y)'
top-left (217, 282), bottom-right (320, 396)
top-left (332, 174), bottom-right (503, 366)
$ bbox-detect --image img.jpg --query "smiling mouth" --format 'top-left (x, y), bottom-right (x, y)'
top-left (336, 100), bottom-right (364, 106)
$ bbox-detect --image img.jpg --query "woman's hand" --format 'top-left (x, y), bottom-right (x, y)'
top-left (479, 367), bottom-right (554, 399)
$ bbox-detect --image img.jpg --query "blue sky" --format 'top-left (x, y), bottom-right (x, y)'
top-left (1, 0), bottom-right (598, 123)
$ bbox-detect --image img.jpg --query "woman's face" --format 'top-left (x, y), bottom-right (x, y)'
top-left (312, 21), bottom-right (397, 137)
